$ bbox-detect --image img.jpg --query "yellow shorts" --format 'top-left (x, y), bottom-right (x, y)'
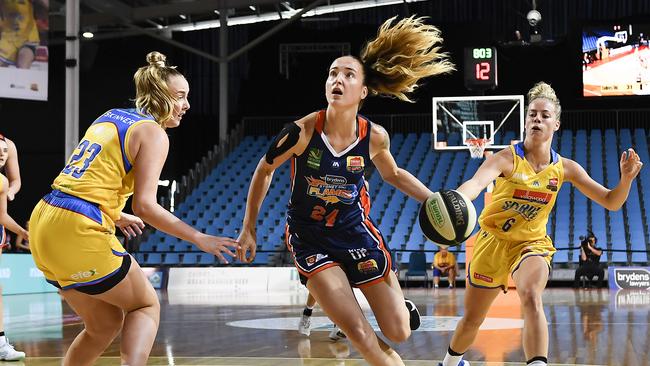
top-left (0, 29), bottom-right (39, 65)
top-left (29, 190), bottom-right (129, 291)
top-left (467, 229), bottom-right (555, 292)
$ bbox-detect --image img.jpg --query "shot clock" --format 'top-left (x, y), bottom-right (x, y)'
top-left (464, 47), bottom-right (498, 90)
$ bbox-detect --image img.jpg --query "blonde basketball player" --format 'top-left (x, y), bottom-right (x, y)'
top-left (29, 52), bottom-right (238, 366)
top-left (439, 82), bottom-right (643, 366)
top-left (0, 145), bottom-right (27, 361)
top-left (238, 16), bottom-right (453, 366)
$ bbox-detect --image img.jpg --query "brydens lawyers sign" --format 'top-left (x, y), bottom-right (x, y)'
top-left (609, 267), bottom-right (650, 290)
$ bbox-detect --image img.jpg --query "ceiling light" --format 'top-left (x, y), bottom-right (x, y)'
top-left (82, 31), bottom-right (94, 38)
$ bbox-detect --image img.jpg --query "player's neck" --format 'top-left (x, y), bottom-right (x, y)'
top-left (324, 107), bottom-right (357, 139)
top-left (523, 139), bottom-right (553, 166)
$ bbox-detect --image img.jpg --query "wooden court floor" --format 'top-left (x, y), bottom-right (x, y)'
top-left (4, 287), bottom-right (649, 365)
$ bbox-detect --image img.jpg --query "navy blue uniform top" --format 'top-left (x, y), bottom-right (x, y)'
top-left (287, 110), bottom-right (372, 230)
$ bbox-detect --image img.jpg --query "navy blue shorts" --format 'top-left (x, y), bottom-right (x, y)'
top-left (286, 220), bottom-right (395, 288)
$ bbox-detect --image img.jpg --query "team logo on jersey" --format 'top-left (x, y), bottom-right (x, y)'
top-left (305, 175), bottom-right (358, 205)
top-left (357, 259), bottom-right (379, 274)
top-left (331, 160), bottom-right (341, 170)
top-left (307, 148), bottom-right (323, 170)
top-left (502, 201), bottom-right (542, 221)
top-left (305, 253), bottom-right (329, 266)
top-left (512, 189), bottom-right (552, 204)
top-left (346, 156), bottom-right (365, 173)
top-left (546, 177), bottom-right (559, 192)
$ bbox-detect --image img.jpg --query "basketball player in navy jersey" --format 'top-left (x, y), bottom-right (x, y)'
top-left (238, 16), bottom-right (454, 365)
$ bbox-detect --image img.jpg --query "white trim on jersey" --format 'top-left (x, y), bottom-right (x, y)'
top-left (319, 133), bottom-right (360, 158)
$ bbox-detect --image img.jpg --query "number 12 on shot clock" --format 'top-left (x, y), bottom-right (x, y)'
top-left (464, 47), bottom-right (498, 90)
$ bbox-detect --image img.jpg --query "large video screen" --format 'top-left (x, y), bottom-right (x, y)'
top-left (0, 0), bottom-right (49, 101)
top-left (582, 23), bottom-right (650, 97)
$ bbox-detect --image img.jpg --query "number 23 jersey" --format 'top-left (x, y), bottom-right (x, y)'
top-left (287, 110), bottom-right (372, 230)
top-left (52, 109), bottom-right (158, 222)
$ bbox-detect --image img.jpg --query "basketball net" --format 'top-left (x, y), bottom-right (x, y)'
top-left (466, 138), bottom-right (489, 159)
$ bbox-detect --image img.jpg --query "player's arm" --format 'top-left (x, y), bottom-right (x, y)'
top-left (370, 124), bottom-right (431, 203)
top-left (238, 114), bottom-right (314, 262)
top-left (4, 138), bottom-right (21, 201)
top-left (0, 176), bottom-right (27, 239)
top-left (129, 123), bottom-right (237, 262)
top-left (563, 148), bottom-right (643, 211)
top-left (456, 148), bottom-right (513, 201)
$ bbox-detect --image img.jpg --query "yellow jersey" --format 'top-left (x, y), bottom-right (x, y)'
top-left (52, 109), bottom-right (158, 222)
top-left (478, 142), bottom-right (564, 242)
top-left (0, 0), bottom-right (39, 43)
top-left (434, 251), bottom-right (456, 268)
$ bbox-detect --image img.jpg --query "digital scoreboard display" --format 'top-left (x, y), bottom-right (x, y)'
top-left (464, 47), bottom-right (498, 90)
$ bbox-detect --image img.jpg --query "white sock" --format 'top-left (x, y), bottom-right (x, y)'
top-left (527, 361), bottom-right (546, 366)
top-left (442, 352), bottom-right (464, 366)
top-left (306, 305), bottom-right (314, 310)
top-left (0, 335), bottom-right (6, 345)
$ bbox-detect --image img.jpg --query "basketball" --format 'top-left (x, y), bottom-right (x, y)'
top-left (418, 190), bottom-right (477, 247)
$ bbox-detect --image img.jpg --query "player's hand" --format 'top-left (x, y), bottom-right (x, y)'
top-left (195, 234), bottom-right (238, 264)
top-left (7, 192), bottom-right (15, 201)
top-left (115, 212), bottom-right (145, 239)
top-left (236, 228), bottom-right (257, 264)
top-left (620, 148), bottom-right (643, 181)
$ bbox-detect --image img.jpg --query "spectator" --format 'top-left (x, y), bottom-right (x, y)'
top-left (574, 232), bottom-right (604, 288)
top-left (433, 246), bottom-right (458, 288)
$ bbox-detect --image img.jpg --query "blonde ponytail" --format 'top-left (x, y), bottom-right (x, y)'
top-left (133, 51), bottom-right (183, 126)
top-left (360, 16), bottom-right (455, 102)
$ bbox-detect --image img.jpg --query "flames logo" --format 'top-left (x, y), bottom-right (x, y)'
top-left (305, 175), bottom-right (358, 205)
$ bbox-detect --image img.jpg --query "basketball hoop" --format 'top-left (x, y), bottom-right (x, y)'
top-left (466, 138), bottom-right (489, 159)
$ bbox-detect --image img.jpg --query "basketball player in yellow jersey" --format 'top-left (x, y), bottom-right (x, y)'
top-left (439, 82), bottom-right (643, 366)
top-left (29, 51), bottom-right (238, 366)
top-left (0, 149), bottom-right (28, 361)
top-left (0, 0), bottom-right (45, 68)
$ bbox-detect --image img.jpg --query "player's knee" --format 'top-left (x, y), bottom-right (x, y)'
top-left (382, 324), bottom-right (411, 343)
top-left (518, 288), bottom-right (543, 310)
top-left (460, 313), bottom-right (485, 330)
top-left (344, 326), bottom-right (377, 352)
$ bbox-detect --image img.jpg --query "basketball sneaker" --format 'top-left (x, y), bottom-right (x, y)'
top-left (298, 314), bottom-right (311, 336)
top-left (328, 327), bottom-right (346, 341)
top-left (405, 298), bottom-right (421, 330)
top-left (0, 339), bottom-right (25, 361)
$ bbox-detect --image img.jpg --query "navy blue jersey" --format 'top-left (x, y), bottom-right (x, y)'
top-left (287, 110), bottom-right (372, 229)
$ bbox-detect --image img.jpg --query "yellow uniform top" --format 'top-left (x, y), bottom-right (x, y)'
top-left (52, 109), bottom-right (158, 222)
top-left (434, 251), bottom-right (456, 268)
top-left (478, 142), bottom-right (564, 242)
top-left (0, 0), bottom-right (39, 43)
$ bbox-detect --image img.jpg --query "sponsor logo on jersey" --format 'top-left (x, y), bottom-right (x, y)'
top-left (473, 272), bottom-right (493, 283)
top-left (546, 177), bottom-right (559, 192)
top-left (331, 160), bottom-right (341, 170)
top-left (71, 269), bottom-right (98, 280)
top-left (532, 180), bottom-right (540, 187)
top-left (346, 156), bottom-right (364, 173)
top-left (502, 201), bottom-right (542, 221)
top-left (305, 175), bottom-right (358, 205)
top-left (512, 189), bottom-right (553, 204)
top-left (307, 148), bottom-right (323, 170)
top-left (357, 259), bottom-right (379, 274)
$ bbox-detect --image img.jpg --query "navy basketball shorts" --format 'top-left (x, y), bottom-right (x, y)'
top-left (286, 221), bottom-right (396, 288)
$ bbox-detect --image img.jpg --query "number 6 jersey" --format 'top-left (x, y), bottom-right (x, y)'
top-left (287, 110), bottom-right (372, 230)
top-left (52, 109), bottom-right (158, 221)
